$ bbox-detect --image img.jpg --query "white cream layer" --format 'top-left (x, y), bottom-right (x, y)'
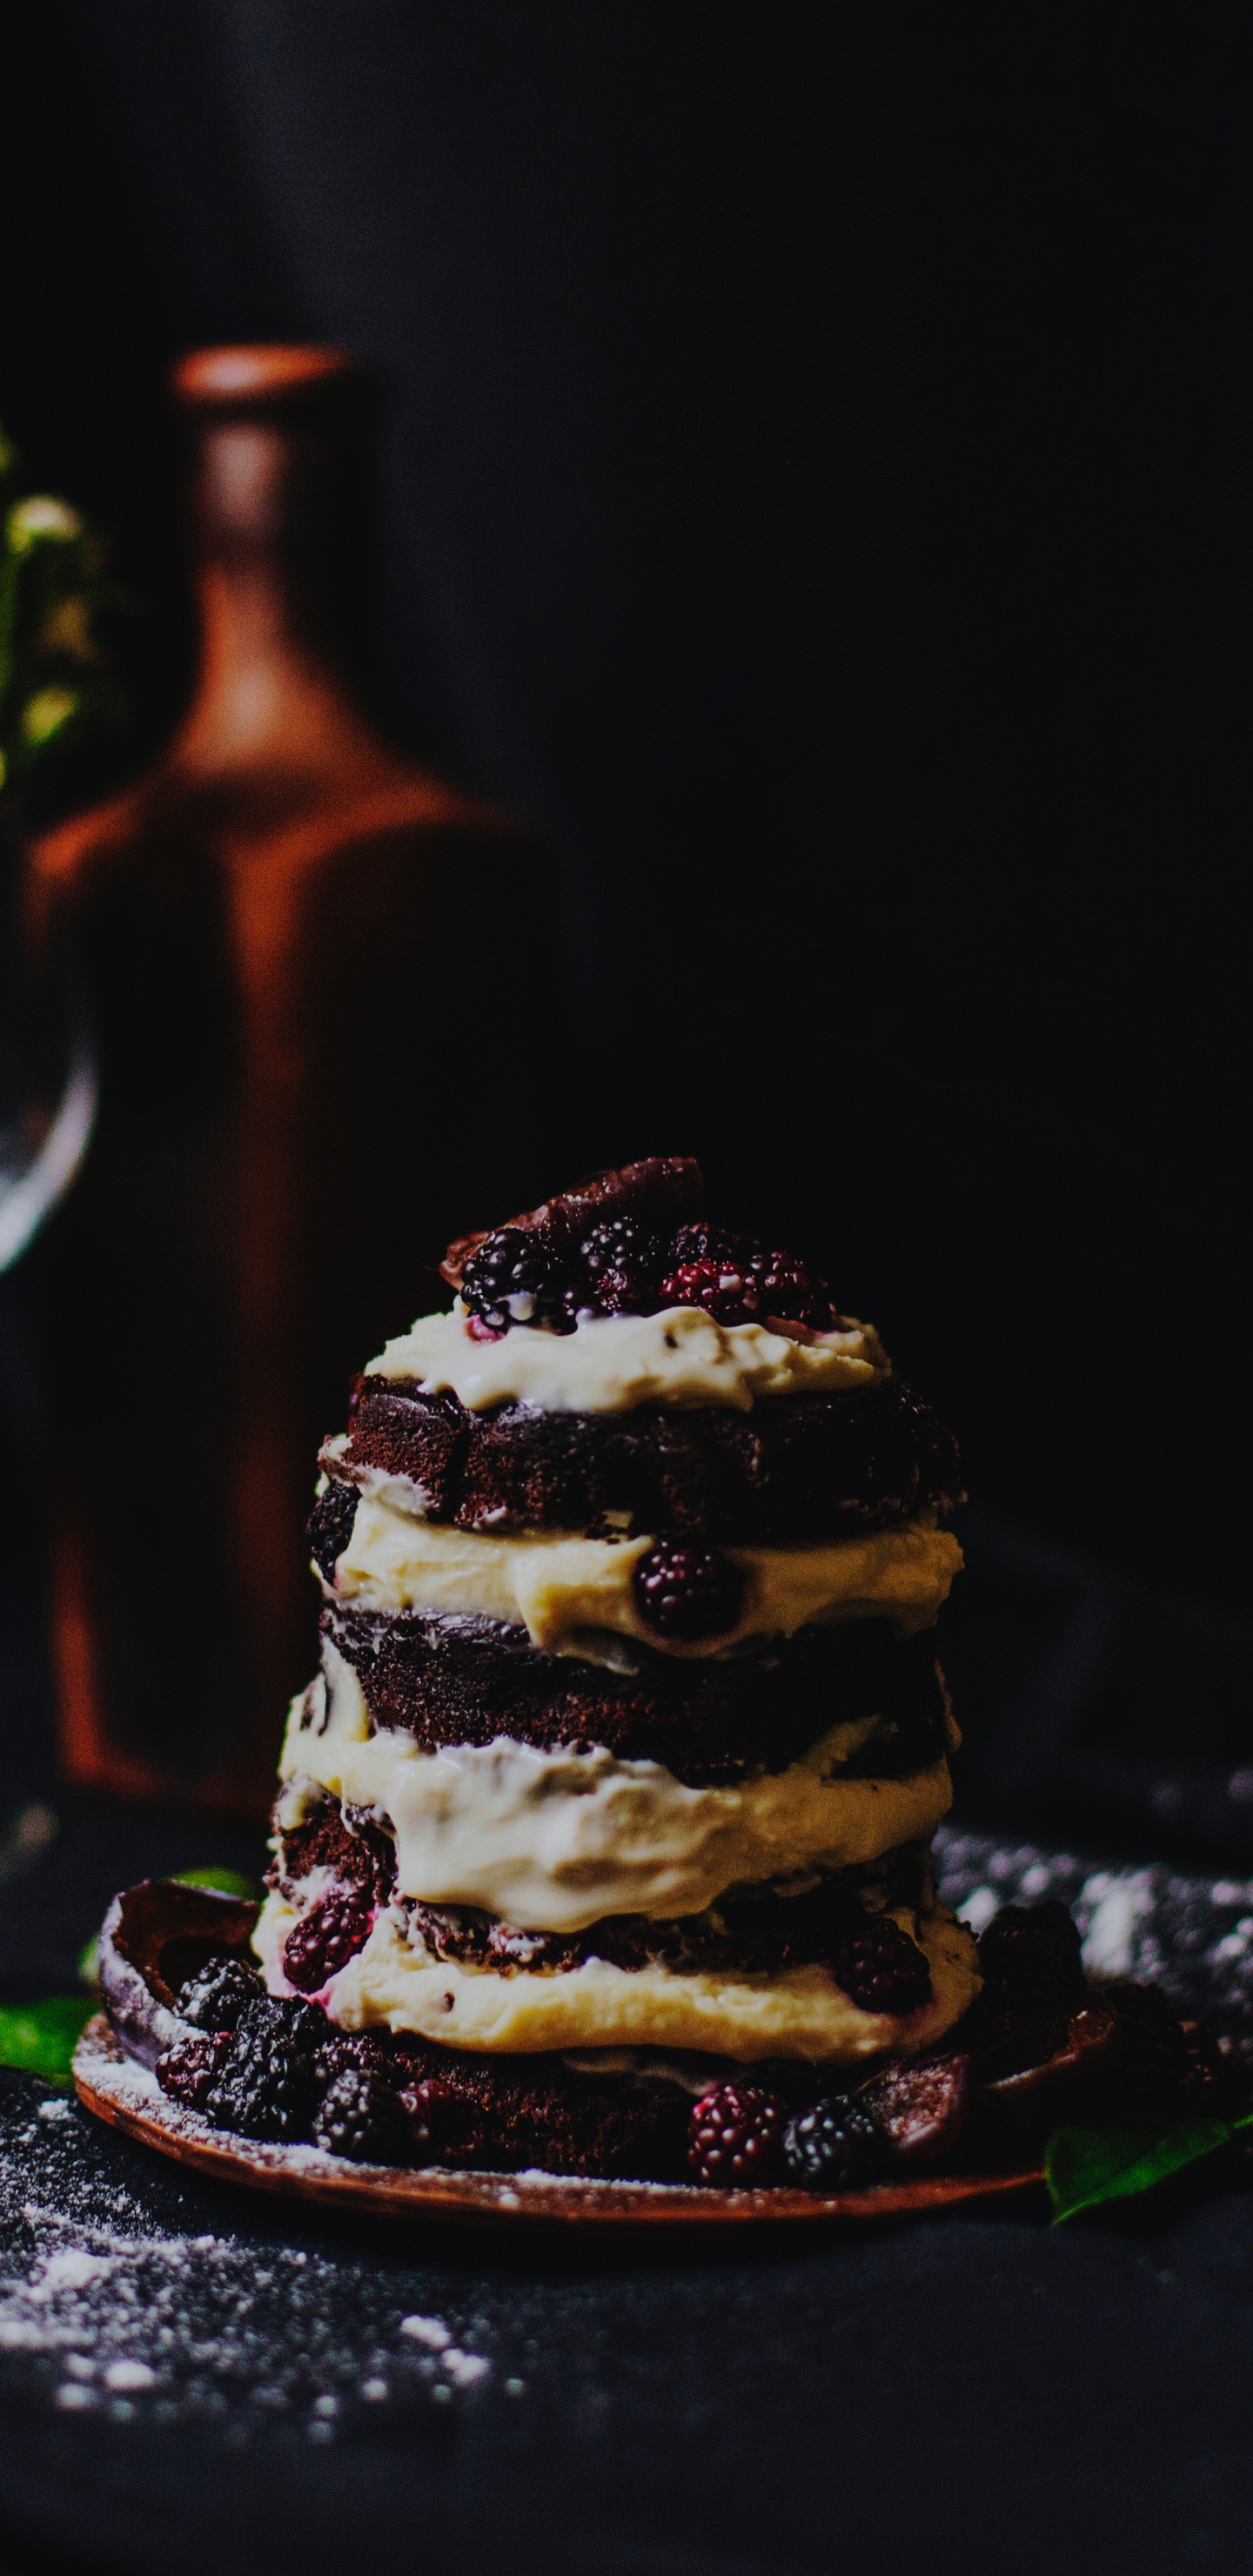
top-left (332, 1499), bottom-right (961, 1664)
top-left (366, 1303), bottom-right (888, 1414)
top-left (254, 1890), bottom-right (980, 2064)
top-left (278, 1642), bottom-right (954, 1931)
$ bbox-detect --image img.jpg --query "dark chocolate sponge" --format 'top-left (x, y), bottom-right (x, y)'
top-left (271, 1796), bottom-right (397, 1909)
top-left (371, 2029), bottom-right (696, 2180)
top-left (269, 1791), bottom-right (386, 1915)
top-left (331, 1369), bottom-right (962, 1543)
top-left (392, 1855), bottom-right (938, 1985)
top-left (316, 1603), bottom-right (952, 1784)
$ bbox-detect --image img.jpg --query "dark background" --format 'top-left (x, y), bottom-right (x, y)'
top-left (3, 23), bottom-right (1253, 2575)
top-left (2, 1), bottom-right (1250, 1836)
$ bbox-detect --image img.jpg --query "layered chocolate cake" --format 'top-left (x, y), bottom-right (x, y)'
top-left (105, 1158), bottom-right (1223, 2188)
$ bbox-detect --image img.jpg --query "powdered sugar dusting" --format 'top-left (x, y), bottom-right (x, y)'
top-left (0, 2072), bottom-right (501, 2433)
top-left (399, 2313), bottom-right (451, 2349)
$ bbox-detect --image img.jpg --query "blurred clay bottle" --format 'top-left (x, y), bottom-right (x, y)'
top-left (25, 345), bottom-right (565, 1812)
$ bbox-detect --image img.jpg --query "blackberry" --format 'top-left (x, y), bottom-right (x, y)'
top-left (976, 1902), bottom-right (1087, 2018)
top-left (157, 2029), bottom-right (234, 2112)
top-left (687, 2082), bottom-right (785, 2186)
top-left (204, 1994), bottom-right (323, 2143)
top-left (312, 2026), bottom-right (396, 2090)
top-left (576, 1218), bottom-right (665, 1318)
top-left (633, 1540), bottom-right (744, 1640)
top-left (399, 2075), bottom-right (484, 2164)
top-left (660, 1222), bottom-right (839, 1333)
top-left (660, 1224), bottom-right (761, 1325)
top-left (311, 2066), bottom-right (409, 2164)
top-left (781, 2096), bottom-right (882, 2190)
top-left (833, 1914), bottom-right (933, 2016)
top-left (460, 1227), bottom-right (572, 1333)
top-left (177, 1953), bottom-right (263, 2032)
top-left (745, 1247), bottom-right (836, 1332)
top-left (283, 1886), bottom-right (375, 1992)
top-left (308, 1479), bottom-right (358, 1582)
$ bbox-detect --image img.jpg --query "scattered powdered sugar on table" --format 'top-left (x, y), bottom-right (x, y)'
top-left (936, 1824), bottom-right (1253, 2054)
top-left (400, 2313), bottom-right (452, 2348)
top-left (0, 2078), bottom-right (506, 2435)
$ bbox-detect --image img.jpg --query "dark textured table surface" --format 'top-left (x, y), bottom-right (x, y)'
top-left (3, 2074), bottom-right (1253, 2576)
top-left (4, 1802), bottom-right (1253, 2576)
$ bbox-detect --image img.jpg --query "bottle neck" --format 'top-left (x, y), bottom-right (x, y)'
top-left (173, 413), bottom-right (394, 791)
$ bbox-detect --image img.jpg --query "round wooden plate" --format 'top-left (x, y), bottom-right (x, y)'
top-left (73, 2017), bottom-right (1044, 2228)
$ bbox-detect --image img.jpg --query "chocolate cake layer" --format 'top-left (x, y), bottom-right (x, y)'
top-left (332, 1370), bottom-right (962, 1542)
top-left (270, 1787), bottom-right (935, 1983)
top-left (322, 2023), bottom-right (696, 2179)
top-left (398, 1859), bottom-right (935, 1982)
top-left (320, 1602), bottom-right (951, 1785)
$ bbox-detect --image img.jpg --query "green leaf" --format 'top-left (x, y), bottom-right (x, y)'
top-left (1046, 2113), bottom-right (1251, 2223)
top-left (168, 1865), bottom-right (263, 1903)
top-left (0, 1996), bottom-right (94, 2083)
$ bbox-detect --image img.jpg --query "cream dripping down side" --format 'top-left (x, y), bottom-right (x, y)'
top-left (329, 1500), bottom-right (962, 1664)
top-left (274, 1641), bottom-right (955, 1931)
top-left (365, 1302), bottom-right (889, 1414)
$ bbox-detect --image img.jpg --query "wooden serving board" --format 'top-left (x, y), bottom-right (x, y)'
top-left (73, 2017), bottom-right (1044, 2228)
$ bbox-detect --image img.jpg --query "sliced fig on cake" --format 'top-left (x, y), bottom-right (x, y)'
top-left (857, 2051), bottom-right (973, 2169)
